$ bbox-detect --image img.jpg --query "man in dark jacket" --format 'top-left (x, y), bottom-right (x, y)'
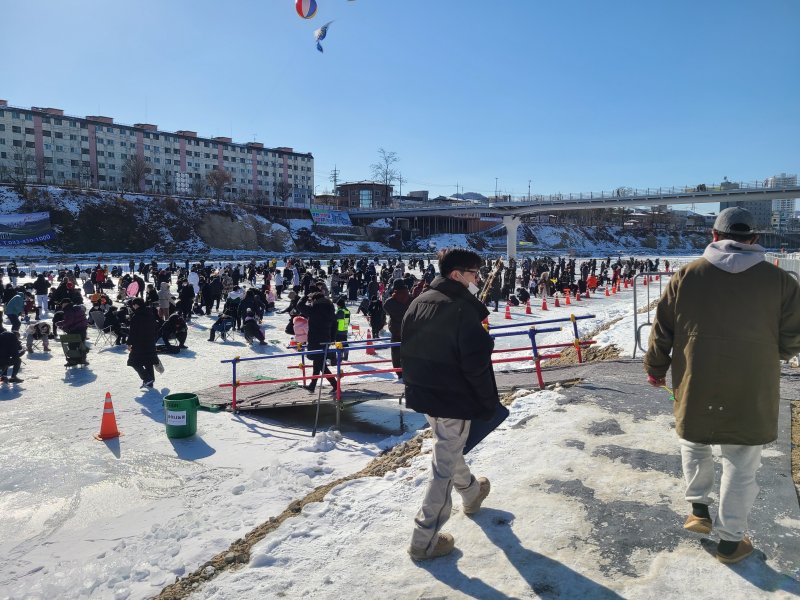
top-left (297, 292), bottom-right (338, 393)
top-left (127, 297), bottom-right (159, 388)
top-left (402, 248), bottom-right (497, 560)
top-left (383, 278), bottom-right (411, 379)
top-left (0, 326), bottom-right (25, 382)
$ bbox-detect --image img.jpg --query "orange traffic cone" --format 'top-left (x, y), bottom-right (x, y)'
top-left (565, 291), bottom-right (571, 306)
top-left (644, 276), bottom-right (649, 286)
top-left (656, 274), bottom-right (660, 281)
top-left (541, 297), bottom-right (548, 311)
top-left (525, 300), bottom-right (532, 315)
top-left (605, 286), bottom-right (610, 297)
top-left (554, 294), bottom-right (561, 308)
top-left (585, 291), bottom-right (590, 299)
top-left (575, 290), bottom-right (581, 302)
top-left (95, 392), bottom-right (121, 441)
top-left (504, 303), bottom-right (512, 320)
top-left (612, 284), bottom-right (617, 294)
top-left (366, 329), bottom-right (376, 356)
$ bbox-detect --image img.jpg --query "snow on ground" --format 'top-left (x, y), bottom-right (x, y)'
top-left (196, 379), bottom-right (797, 599)
top-left (0, 256), bottom-right (695, 599)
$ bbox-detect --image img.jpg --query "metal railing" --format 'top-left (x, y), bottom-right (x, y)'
top-left (632, 272), bottom-right (674, 358)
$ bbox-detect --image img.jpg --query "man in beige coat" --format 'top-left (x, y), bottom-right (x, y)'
top-left (645, 207), bottom-right (800, 564)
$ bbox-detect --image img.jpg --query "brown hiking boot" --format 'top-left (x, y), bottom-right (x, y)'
top-left (716, 537), bottom-right (754, 564)
top-left (408, 532), bottom-right (455, 561)
top-left (463, 477), bottom-right (491, 515)
top-left (684, 513), bottom-right (712, 534)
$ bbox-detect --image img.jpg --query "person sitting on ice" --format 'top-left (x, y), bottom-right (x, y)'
top-left (160, 312), bottom-right (188, 351)
top-left (58, 299), bottom-right (90, 341)
top-left (207, 313), bottom-right (234, 342)
top-left (242, 308), bottom-right (266, 345)
top-left (0, 325), bottom-right (25, 383)
top-left (25, 321), bottom-right (51, 353)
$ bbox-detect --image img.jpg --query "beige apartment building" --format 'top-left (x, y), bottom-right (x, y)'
top-left (0, 100), bottom-right (314, 205)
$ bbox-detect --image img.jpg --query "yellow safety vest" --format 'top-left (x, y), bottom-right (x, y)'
top-left (337, 307), bottom-right (351, 332)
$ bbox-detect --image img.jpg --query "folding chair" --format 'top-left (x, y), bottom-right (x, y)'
top-left (89, 310), bottom-right (114, 347)
top-left (350, 323), bottom-right (363, 340)
top-left (217, 316), bottom-right (236, 342)
top-left (60, 334), bottom-right (89, 367)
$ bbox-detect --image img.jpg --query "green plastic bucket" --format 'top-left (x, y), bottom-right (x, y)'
top-left (163, 393), bottom-right (199, 438)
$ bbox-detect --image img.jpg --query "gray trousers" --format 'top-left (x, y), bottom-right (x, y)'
top-left (410, 416), bottom-right (482, 554)
top-left (680, 439), bottom-right (762, 542)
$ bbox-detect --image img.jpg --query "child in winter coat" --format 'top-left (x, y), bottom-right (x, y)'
top-left (292, 313), bottom-right (309, 348)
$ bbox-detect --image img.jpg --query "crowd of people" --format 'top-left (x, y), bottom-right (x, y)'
top-left (0, 252), bottom-right (673, 388)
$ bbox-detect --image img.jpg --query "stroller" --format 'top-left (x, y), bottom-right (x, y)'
top-left (60, 334), bottom-right (89, 368)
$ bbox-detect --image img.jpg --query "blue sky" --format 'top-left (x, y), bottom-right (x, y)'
top-left (2, 0), bottom-right (798, 208)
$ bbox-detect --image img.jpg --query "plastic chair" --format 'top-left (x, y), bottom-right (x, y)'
top-left (350, 323), bottom-right (363, 340)
top-left (60, 334), bottom-right (89, 367)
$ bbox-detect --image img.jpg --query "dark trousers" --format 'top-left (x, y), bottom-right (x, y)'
top-left (0, 357), bottom-right (21, 377)
top-left (7, 314), bottom-right (20, 332)
top-left (308, 345), bottom-right (337, 391)
top-left (163, 331), bottom-right (187, 349)
top-left (130, 362), bottom-right (154, 383)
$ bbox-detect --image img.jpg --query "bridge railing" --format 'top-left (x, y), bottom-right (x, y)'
top-left (347, 179), bottom-right (798, 212)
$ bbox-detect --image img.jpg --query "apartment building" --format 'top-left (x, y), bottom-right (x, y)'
top-left (0, 100), bottom-right (314, 204)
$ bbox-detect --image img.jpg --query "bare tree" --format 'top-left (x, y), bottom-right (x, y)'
top-left (163, 170), bottom-right (172, 195)
top-left (122, 155), bottom-right (149, 192)
top-left (206, 167), bottom-right (232, 201)
top-left (276, 180), bottom-right (293, 205)
top-left (190, 175), bottom-right (207, 199)
top-left (370, 148), bottom-right (400, 190)
top-left (5, 148), bottom-right (34, 198)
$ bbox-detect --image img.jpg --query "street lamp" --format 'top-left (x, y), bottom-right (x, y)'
top-left (495, 177), bottom-right (498, 200)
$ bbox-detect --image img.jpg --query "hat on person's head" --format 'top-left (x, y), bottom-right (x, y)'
top-left (713, 207), bottom-right (755, 234)
top-left (392, 278), bottom-right (407, 290)
top-left (336, 295), bottom-right (347, 307)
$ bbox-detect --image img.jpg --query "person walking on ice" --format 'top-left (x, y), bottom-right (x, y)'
top-left (401, 248), bottom-right (499, 560)
top-left (645, 207), bottom-right (800, 564)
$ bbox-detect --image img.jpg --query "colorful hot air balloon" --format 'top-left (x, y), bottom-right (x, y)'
top-left (296, 0), bottom-right (318, 19)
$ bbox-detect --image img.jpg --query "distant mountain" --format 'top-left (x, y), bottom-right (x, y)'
top-left (454, 192), bottom-right (487, 201)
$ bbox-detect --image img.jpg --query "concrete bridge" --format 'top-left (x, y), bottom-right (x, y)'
top-left (348, 180), bottom-right (800, 258)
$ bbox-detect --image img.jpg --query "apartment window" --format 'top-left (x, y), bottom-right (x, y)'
top-left (120, 141), bottom-right (126, 147)
top-left (0, 124), bottom-right (4, 132)
top-left (56, 145), bottom-right (64, 152)
top-left (154, 158), bottom-right (160, 164)
top-left (70, 134), bottom-right (77, 140)
top-left (12, 126), bottom-right (21, 133)
top-left (97, 138), bottom-right (104, 144)
top-left (55, 119), bottom-right (62, 126)
top-left (106, 140), bottom-right (113, 146)
top-left (98, 163), bottom-right (105, 168)
top-left (43, 130), bottom-right (52, 137)
top-left (11, 111), bottom-right (20, 119)
top-left (164, 147), bottom-right (171, 154)
top-left (121, 153), bottom-right (127, 159)
top-left (70, 147), bottom-right (78, 154)
top-left (56, 158), bottom-right (64, 165)
top-left (71, 160), bottom-right (79, 166)
top-left (204, 153), bottom-right (210, 159)
top-left (107, 152), bottom-right (114, 158)
top-left (25, 127), bottom-right (34, 135)
top-left (81, 148), bottom-right (89, 154)
top-left (0, 139), bottom-right (4, 146)
top-left (81, 136), bottom-right (88, 142)
top-left (166, 159), bottom-right (172, 165)
top-left (25, 141), bottom-right (35, 148)
top-left (108, 164), bottom-right (115, 170)
top-left (144, 132), bottom-right (150, 139)
top-left (25, 114), bottom-right (32, 121)
top-left (55, 132), bottom-right (63, 139)
top-left (144, 144), bottom-right (151, 150)
top-left (194, 151), bottom-right (200, 157)
top-left (0, 152), bottom-right (6, 159)
top-left (107, 127), bottom-right (113, 132)
top-left (44, 143), bottom-right (53, 150)
top-left (97, 151), bottom-right (104, 156)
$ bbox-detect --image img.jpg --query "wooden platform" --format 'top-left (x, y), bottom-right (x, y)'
top-left (195, 378), bottom-right (406, 411)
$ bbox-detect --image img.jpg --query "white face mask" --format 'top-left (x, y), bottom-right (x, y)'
top-left (467, 282), bottom-right (480, 296)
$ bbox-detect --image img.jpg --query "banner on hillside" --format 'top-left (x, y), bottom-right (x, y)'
top-left (0, 212), bottom-right (55, 245)
top-left (310, 207), bottom-right (353, 227)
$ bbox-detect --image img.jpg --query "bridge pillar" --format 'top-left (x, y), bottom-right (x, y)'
top-left (502, 215), bottom-right (521, 260)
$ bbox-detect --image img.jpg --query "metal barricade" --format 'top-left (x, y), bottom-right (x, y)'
top-left (632, 271), bottom-right (674, 358)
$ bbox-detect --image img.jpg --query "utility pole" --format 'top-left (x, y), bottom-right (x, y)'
top-left (528, 179), bottom-right (531, 203)
top-left (495, 177), bottom-right (498, 200)
top-left (329, 165), bottom-right (340, 207)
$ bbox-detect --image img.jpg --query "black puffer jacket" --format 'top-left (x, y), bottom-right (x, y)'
top-left (126, 306), bottom-right (159, 367)
top-left (401, 276), bottom-right (498, 420)
top-left (297, 296), bottom-right (337, 348)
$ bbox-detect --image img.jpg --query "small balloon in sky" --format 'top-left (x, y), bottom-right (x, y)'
top-left (314, 21), bottom-right (333, 53)
top-left (296, 0), bottom-right (318, 19)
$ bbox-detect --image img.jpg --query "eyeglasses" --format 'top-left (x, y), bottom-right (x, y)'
top-left (459, 269), bottom-right (480, 277)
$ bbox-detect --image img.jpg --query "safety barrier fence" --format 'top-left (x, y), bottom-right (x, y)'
top-left (219, 314), bottom-right (597, 412)
top-left (766, 254), bottom-right (800, 281)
